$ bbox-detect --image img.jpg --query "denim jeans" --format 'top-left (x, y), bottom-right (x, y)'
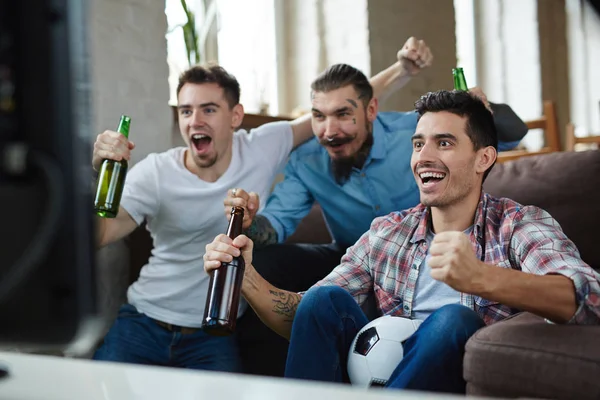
top-left (237, 242), bottom-right (347, 377)
top-left (93, 304), bottom-right (240, 372)
top-left (285, 286), bottom-right (486, 394)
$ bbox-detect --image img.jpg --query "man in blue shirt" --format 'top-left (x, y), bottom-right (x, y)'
top-left (227, 63), bottom-right (527, 377)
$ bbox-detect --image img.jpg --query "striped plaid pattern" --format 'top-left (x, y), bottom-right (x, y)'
top-left (313, 192), bottom-right (600, 325)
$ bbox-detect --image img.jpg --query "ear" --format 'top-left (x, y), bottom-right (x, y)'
top-left (366, 97), bottom-right (379, 122)
top-left (231, 103), bottom-right (244, 130)
top-left (476, 146), bottom-right (497, 174)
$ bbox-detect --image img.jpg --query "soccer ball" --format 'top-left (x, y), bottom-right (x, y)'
top-left (347, 315), bottom-right (422, 388)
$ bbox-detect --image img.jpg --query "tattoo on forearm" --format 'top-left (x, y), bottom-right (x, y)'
top-left (269, 290), bottom-right (301, 321)
top-left (244, 215), bottom-right (278, 247)
top-left (346, 99), bottom-right (358, 108)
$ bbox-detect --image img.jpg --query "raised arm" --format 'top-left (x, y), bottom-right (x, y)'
top-left (371, 36), bottom-right (433, 104)
top-left (429, 208), bottom-right (600, 324)
top-left (96, 208), bottom-right (138, 248)
top-left (290, 37), bottom-right (433, 147)
top-left (93, 130), bottom-right (139, 248)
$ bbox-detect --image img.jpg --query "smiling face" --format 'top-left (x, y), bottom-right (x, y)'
top-left (177, 82), bottom-right (243, 172)
top-left (311, 85), bottom-right (376, 159)
top-left (410, 111), bottom-right (494, 209)
top-left (311, 85), bottom-right (378, 183)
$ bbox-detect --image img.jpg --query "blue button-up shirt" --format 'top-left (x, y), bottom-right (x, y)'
top-left (262, 111), bottom-right (517, 247)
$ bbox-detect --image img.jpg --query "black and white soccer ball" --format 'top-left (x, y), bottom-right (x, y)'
top-left (347, 315), bottom-right (422, 388)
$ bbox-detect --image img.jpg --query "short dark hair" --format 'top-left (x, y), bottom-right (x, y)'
top-left (176, 64), bottom-right (241, 109)
top-left (415, 90), bottom-right (498, 181)
top-left (311, 64), bottom-right (373, 106)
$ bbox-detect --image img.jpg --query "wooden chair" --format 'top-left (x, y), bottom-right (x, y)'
top-left (565, 123), bottom-right (600, 151)
top-left (496, 101), bottom-right (561, 163)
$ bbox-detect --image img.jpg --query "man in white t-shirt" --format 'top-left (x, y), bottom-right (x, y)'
top-left (91, 40), bottom-right (428, 371)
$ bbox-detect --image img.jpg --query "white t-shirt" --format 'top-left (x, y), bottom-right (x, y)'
top-left (120, 121), bottom-right (293, 327)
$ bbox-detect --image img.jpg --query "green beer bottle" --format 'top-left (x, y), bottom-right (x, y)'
top-left (94, 115), bottom-right (131, 218)
top-left (452, 67), bottom-right (468, 91)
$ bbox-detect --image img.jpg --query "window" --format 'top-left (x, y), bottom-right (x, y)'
top-left (165, 0), bottom-right (279, 114)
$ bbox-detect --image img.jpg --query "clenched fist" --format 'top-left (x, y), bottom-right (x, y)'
top-left (223, 188), bottom-right (259, 229)
top-left (92, 130), bottom-right (135, 171)
top-left (397, 37), bottom-right (434, 77)
top-left (428, 231), bottom-right (487, 293)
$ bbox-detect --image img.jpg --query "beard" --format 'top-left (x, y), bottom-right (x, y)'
top-left (329, 124), bottom-right (374, 185)
top-left (193, 153), bottom-right (218, 169)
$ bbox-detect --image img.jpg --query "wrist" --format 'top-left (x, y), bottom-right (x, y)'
top-left (379, 61), bottom-right (412, 97)
top-left (392, 61), bottom-right (411, 79)
top-left (471, 261), bottom-right (496, 297)
top-left (242, 263), bottom-right (260, 296)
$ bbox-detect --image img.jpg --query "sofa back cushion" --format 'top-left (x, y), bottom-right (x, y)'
top-left (483, 150), bottom-right (600, 271)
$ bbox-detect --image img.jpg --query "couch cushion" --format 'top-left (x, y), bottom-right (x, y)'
top-left (464, 312), bottom-right (600, 399)
top-left (484, 150), bottom-right (600, 270)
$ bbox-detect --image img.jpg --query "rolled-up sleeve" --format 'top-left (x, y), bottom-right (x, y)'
top-left (510, 206), bottom-right (600, 324)
top-left (260, 156), bottom-right (315, 243)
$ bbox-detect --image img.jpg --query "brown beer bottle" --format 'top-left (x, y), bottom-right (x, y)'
top-left (202, 206), bottom-right (246, 336)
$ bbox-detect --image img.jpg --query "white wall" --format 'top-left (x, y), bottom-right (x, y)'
top-left (474, 0), bottom-right (544, 150)
top-left (281, 0), bottom-right (370, 115)
top-left (90, 0), bottom-right (172, 164)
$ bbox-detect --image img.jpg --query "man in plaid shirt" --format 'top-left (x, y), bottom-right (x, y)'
top-left (204, 90), bottom-right (600, 393)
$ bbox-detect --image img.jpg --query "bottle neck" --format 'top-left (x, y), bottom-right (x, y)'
top-left (453, 76), bottom-right (468, 91)
top-left (226, 207), bottom-right (244, 239)
top-left (117, 116), bottom-right (131, 139)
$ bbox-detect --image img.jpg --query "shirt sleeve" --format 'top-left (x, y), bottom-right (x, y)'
top-left (510, 206), bottom-right (600, 324)
top-left (260, 155), bottom-right (315, 243)
top-left (120, 154), bottom-right (160, 225)
top-left (245, 121), bottom-right (294, 175)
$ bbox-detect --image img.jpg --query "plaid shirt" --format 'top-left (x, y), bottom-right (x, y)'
top-left (313, 192), bottom-right (600, 325)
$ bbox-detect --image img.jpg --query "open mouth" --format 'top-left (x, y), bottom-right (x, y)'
top-left (326, 140), bottom-right (352, 153)
top-left (191, 134), bottom-right (212, 154)
top-left (419, 171), bottom-right (447, 187)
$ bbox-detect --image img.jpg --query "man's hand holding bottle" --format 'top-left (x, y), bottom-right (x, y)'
top-left (223, 188), bottom-right (260, 229)
top-left (92, 129), bottom-right (135, 172)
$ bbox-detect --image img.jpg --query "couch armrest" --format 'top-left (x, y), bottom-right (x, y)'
top-left (464, 312), bottom-right (600, 399)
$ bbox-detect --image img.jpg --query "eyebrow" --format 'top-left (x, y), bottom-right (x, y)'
top-left (411, 133), bottom-right (459, 142)
top-left (177, 102), bottom-right (221, 110)
top-left (346, 99), bottom-right (358, 108)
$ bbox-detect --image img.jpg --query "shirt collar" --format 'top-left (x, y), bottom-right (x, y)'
top-left (369, 117), bottom-right (387, 160)
top-left (410, 191), bottom-right (489, 243)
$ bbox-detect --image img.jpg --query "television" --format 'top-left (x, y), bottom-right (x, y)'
top-left (0, 0), bottom-right (100, 355)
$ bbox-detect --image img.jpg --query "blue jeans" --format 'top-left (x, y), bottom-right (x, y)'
top-left (285, 286), bottom-right (485, 394)
top-left (93, 304), bottom-right (240, 372)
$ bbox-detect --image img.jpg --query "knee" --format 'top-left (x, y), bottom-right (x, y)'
top-left (296, 286), bottom-right (353, 319)
top-left (424, 304), bottom-right (485, 341)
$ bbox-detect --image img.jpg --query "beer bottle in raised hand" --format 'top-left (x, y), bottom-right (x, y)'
top-left (202, 206), bottom-right (246, 336)
top-left (94, 115), bottom-right (131, 218)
